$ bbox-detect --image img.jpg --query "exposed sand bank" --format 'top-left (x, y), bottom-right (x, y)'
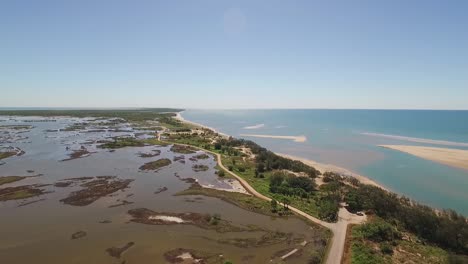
top-left (240, 134), bottom-right (307, 143)
top-left (379, 145), bottom-right (468, 171)
top-left (277, 153), bottom-right (387, 190)
top-left (362, 132), bottom-right (468, 148)
top-left (243, 123), bottom-right (265, 129)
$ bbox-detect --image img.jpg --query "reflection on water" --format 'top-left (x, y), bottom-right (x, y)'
top-left (0, 116), bottom-right (327, 263)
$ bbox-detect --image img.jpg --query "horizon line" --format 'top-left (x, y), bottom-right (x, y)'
top-left (0, 106), bottom-right (468, 111)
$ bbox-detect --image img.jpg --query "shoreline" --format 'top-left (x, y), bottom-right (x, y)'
top-left (174, 112), bottom-right (229, 138)
top-left (177, 112), bottom-right (388, 191)
top-left (379, 145), bottom-right (468, 171)
top-left (276, 153), bottom-right (387, 190)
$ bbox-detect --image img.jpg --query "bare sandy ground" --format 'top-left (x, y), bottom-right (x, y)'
top-left (277, 153), bottom-right (387, 190)
top-left (379, 145), bottom-right (468, 171)
top-left (240, 134), bottom-right (307, 143)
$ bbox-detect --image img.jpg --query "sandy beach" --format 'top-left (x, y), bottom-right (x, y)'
top-left (240, 134), bottom-right (307, 143)
top-left (174, 112), bottom-right (229, 137)
top-left (277, 153), bottom-right (387, 190)
top-left (379, 145), bottom-right (468, 171)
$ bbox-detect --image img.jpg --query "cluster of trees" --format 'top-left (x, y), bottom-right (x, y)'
top-left (215, 138), bottom-right (320, 177)
top-left (345, 184), bottom-right (468, 254)
top-left (269, 172), bottom-right (316, 198)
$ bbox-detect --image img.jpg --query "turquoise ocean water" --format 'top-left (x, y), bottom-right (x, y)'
top-left (182, 109), bottom-right (468, 215)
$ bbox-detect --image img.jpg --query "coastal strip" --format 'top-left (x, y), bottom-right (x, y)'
top-left (276, 153), bottom-right (387, 190)
top-left (379, 145), bottom-right (468, 171)
top-left (240, 134), bottom-right (307, 143)
top-left (175, 112), bottom-right (228, 137)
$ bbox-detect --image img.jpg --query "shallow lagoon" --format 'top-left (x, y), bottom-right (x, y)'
top-left (0, 116), bottom-right (327, 263)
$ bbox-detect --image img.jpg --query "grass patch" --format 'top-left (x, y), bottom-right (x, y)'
top-left (175, 183), bottom-right (277, 217)
top-left (0, 176), bottom-right (26, 186)
top-left (139, 158), bottom-right (172, 171)
top-left (0, 152), bottom-right (16, 160)
top-left (170, 144), bottom-right (197, 154)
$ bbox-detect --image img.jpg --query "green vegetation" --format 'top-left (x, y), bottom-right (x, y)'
top-left (0, 176), bottom-right (26, 186)
top-left (192, 164), bottom-right (209, 172)
top-left (170, 144), bottom-right (197, 154)
top-left (0, 151), bottom-right (16, 160)
top-left (176, 183), bottom-right (279, 217)
top-left (345, 184), bottom-right (468, 255)
top-left (0, 185), bottom-right (46, 201)
top-left (349, 217), bottom-right (468, 264)
top-left (98, 137), bottom-right (168, 149)
top-left (139, 158), bottom-right (172, 171)
top-left (0, 108), bottom-right (183, 122)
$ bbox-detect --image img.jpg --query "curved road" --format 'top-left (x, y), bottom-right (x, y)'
top-left (175, 142), bottom-right (366, 264)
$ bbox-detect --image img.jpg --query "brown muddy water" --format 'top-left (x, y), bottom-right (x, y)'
top-left (0, 116), bottom-right (327, 264)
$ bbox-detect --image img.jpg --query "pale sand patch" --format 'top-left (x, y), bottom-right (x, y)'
top-left (201, 179), bottom-right (249, 194)
top-left (379, 145), bottom-right (468, 171)
top-left (240, 134), bottom-right (307, 143)
top-left (276, 153), bottom-right (386, 190)
top-left (148, 215), bottom-right (185, 223)
top-left (243, 123), bottom-right (265, 129)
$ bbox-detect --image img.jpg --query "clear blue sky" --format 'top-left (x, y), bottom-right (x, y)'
top-left (1, 0), bottom-right (467, 109)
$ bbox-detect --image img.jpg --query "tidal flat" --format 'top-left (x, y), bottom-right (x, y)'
top-left (0, 115), bottom-right (329, 264)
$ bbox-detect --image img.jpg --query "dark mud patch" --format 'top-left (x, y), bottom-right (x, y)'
top-left (139, 158), bottom-right (171, 171)
top-left (174, 174), bottom-right (197, 184)
top-left (137, 149), bottom-right (161, 158)
top-left (192, 164), bottom-right (209, 172)
top-left (60, 177), bottom-right (133, 206)
top-left (108, 200), bottom-right (134, 208)
top-left (128, 208), bottom-right (246, 233)
top-left (164, 248), bottom-right (224, 264)
top-left (71, 231), bottom-right (87, 240)
top-left (217, 231), bottom-right (295, 248)
top-left (0, 185), bottom-right (48, 201)
top-left (54, 181), bottom-right (73, 187)
top-left (99, 220), bottom-right (112, 224)
top-left (154, 186), bottom-right (168, 194)
top-left (170, 144), bottom-right (197, 154)
top-left (173, 155), bottom-right (185, 164)
top-left (106, 242), bottom-right (135, 259)
top-left (189, 153), bottom-right (210, 162)
top-left (62, 146), bottom-right (94, 161)
top-left (18, 198), bottom-right (46, 207)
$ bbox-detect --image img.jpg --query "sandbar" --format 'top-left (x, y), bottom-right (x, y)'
top-left (379, 145), bottom-right (468, 171)
top-left (240, 134), bottom-right (307, 143)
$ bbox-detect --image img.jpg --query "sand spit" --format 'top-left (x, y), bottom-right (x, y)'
top-left (240, 134), bottom-right (307, 143)
top-left (379, 145), bottom-right (468, 171)
top-left (362, 132), bottom-right (468, 148)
